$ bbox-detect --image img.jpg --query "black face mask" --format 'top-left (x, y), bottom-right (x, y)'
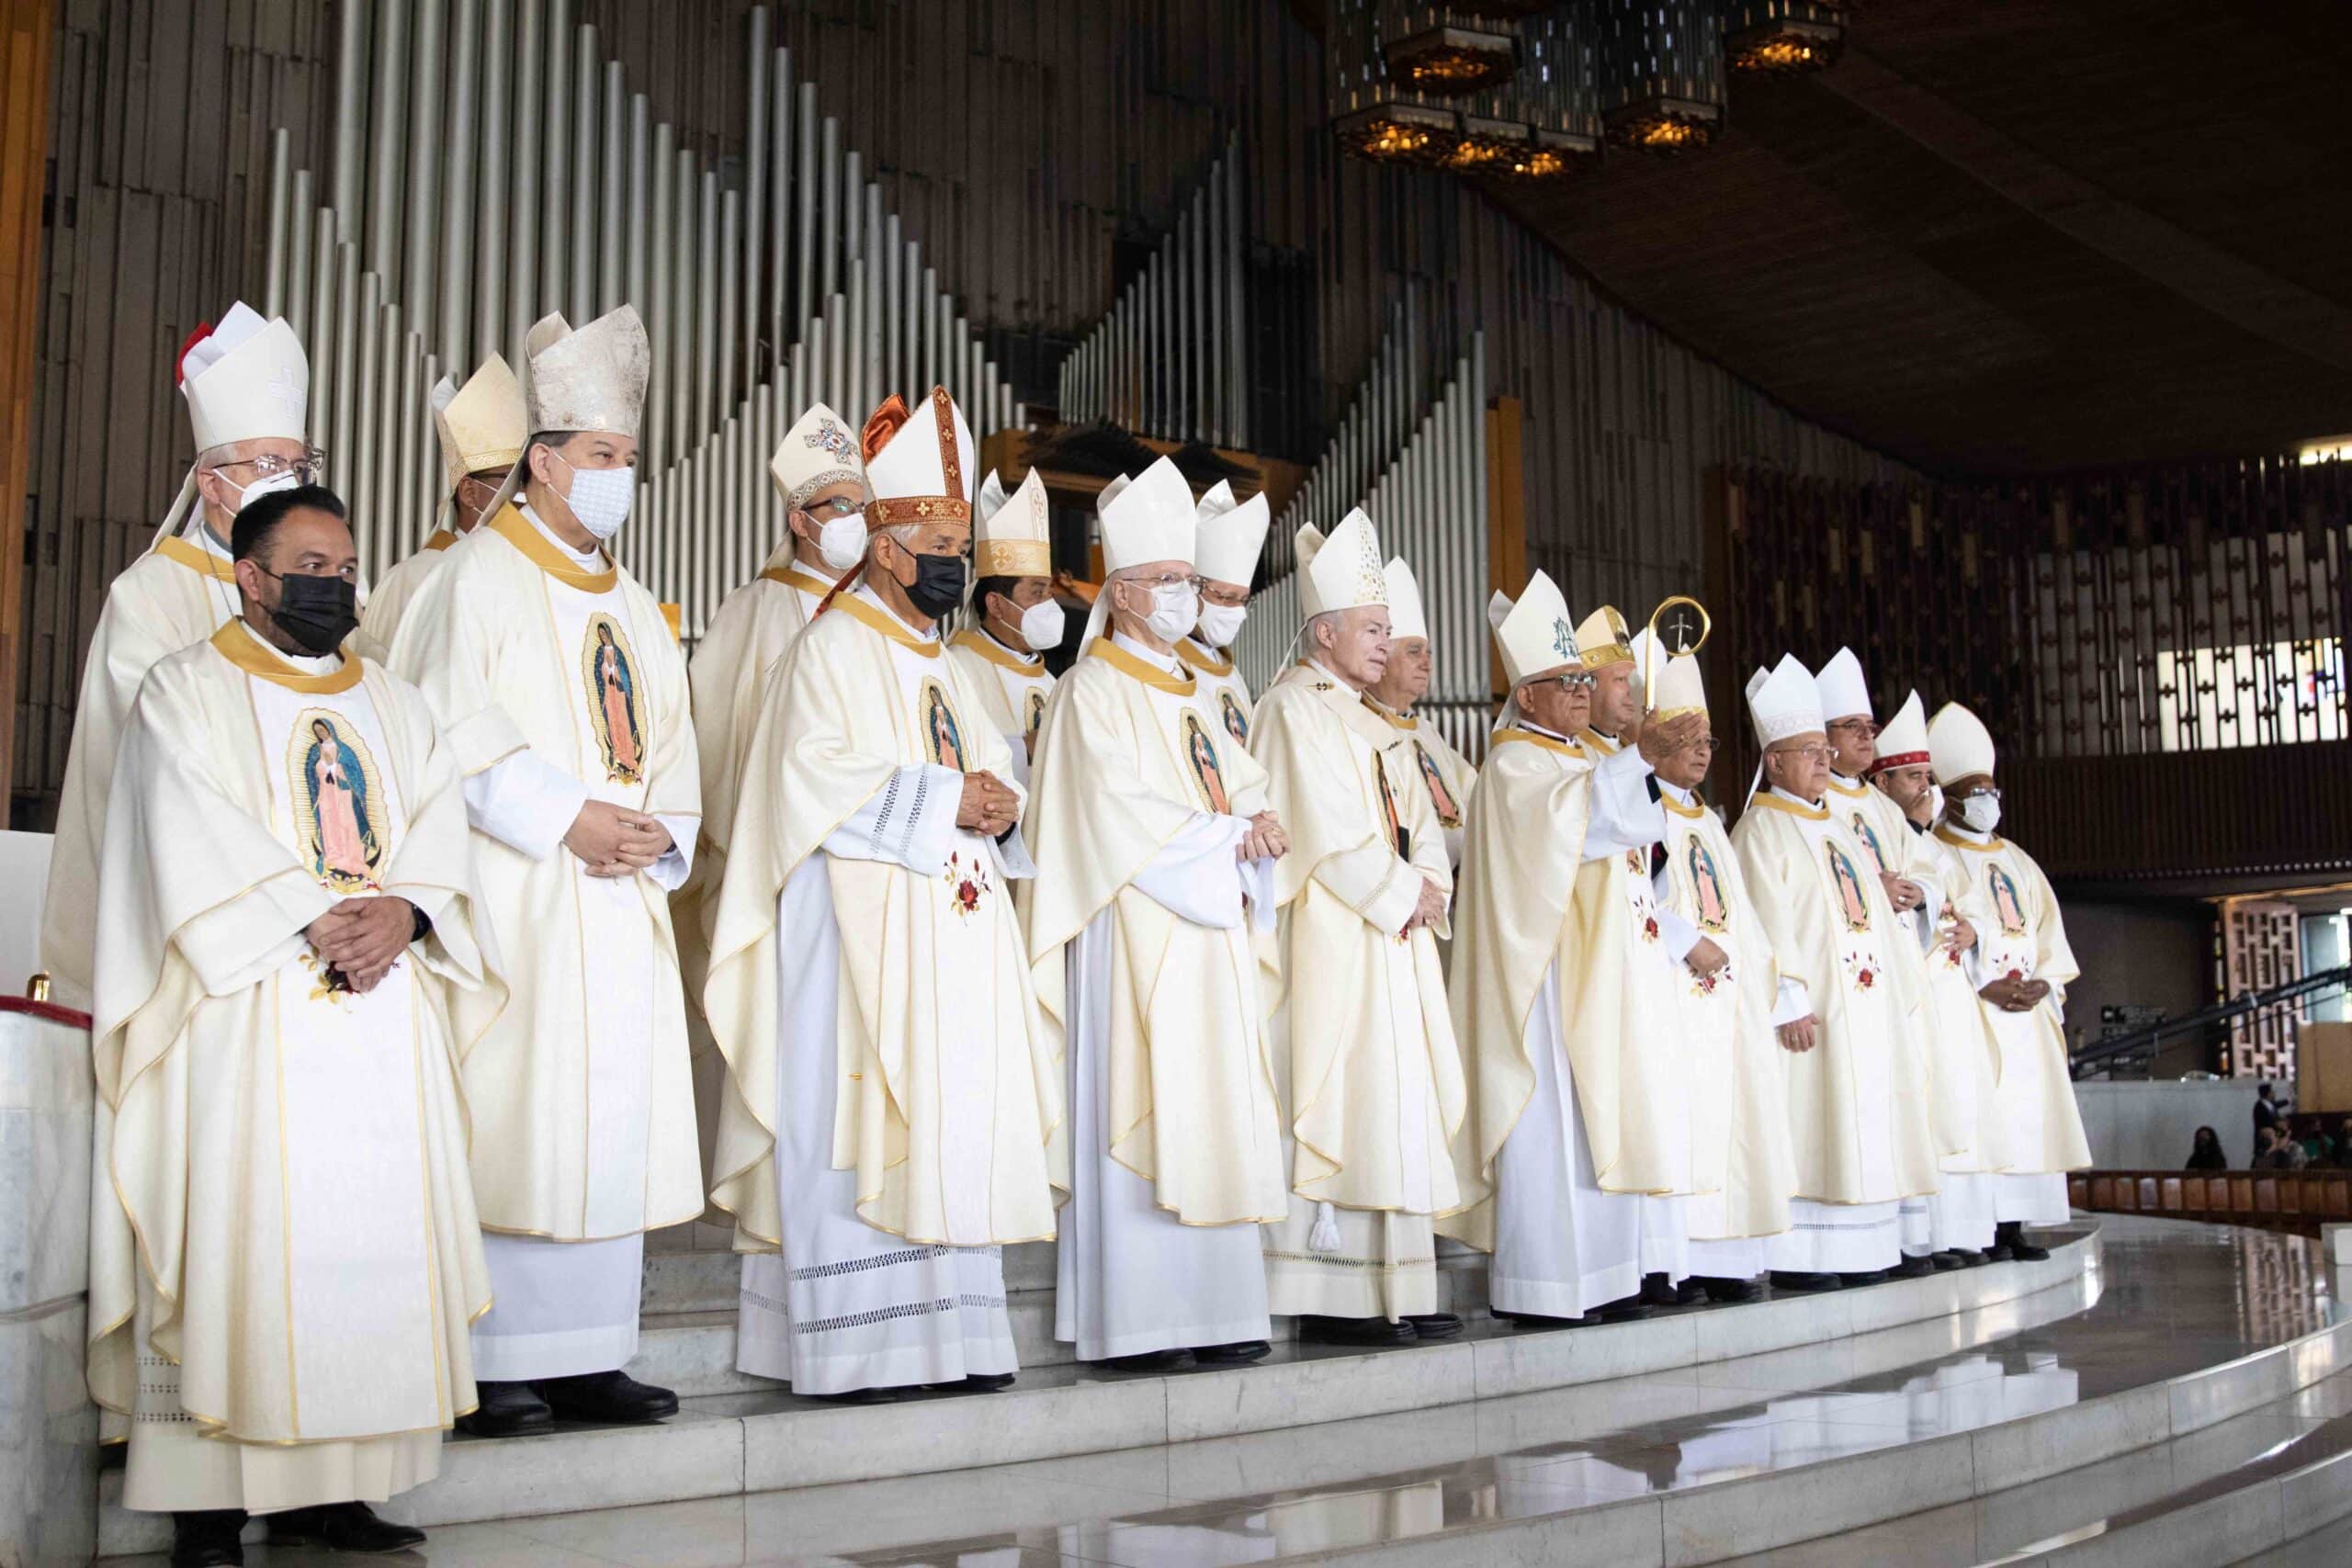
top-left (259, 568), bottom-right (359, 654)
top-left (901, 549), bottom-right (967, 621)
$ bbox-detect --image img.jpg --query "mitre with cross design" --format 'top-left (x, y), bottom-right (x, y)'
top-left (1490, 569), bottom-right (1580, 688)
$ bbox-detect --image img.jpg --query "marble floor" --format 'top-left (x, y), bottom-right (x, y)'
top-left (100, 1218), bottom-right (2352, 1567)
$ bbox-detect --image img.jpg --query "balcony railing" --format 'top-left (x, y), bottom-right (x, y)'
top-left (2068, 1168), bottom-right (2352, 1238)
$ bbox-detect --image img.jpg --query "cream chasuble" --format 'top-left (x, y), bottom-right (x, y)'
top-left (704, 588), bottom-right (1064, 1393)
top-left (1732, 791), bottom-right (1941, 1272)
top-left (1371, 705), bottom-right (1475, 870)
top-left (1938, 825), bottom-right (2092, 1222)
top-left (349, 527), bottom-right (460, 664)
top-left (1024, 637), bottom-right (1287, 1359)
top-left (89, 623), bottom-right (495, 1514)
top-left (1250, 662), bottom-right (1466, 1321)
top-left (1179, 636), bottom-right (1257, 749)
top-left (40, 529), bottom-right (243, 1009)
top-left (1657, 787), bottom-right (1799, 1269)
top-left (388, 503), bottom-right (702, 1380)
top-left (1894, 819), bottom-right (2004, 1251)
top-left (947, 627), bottom-right (1057, 776)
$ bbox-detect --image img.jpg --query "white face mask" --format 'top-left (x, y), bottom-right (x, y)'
top-left (1017, 599), bottom-right (1067, 652)
top-left (1960, 794), bottom-right (2002, 833)
top-left (1145, 581), bottom-right (1199, 643)
top-left (817, 514), bottom-right (866, 572)
top-left (552, 452), bottom-right (637, 540)
top-left (220, 467), bottom-right (302, 513)
top-left (1195, 601), bottom-right (1248, 649)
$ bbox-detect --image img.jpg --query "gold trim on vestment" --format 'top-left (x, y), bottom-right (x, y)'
top-left (1490, 726), bottom-right (1585, 759)
top-left (1825, 775), bottom-right (1873, 800)
top-left (422, 529), bottom-right (458, 553)
top-left (1935, 825), bottom-right (2007, 852)
top-left (951, 626), bottom-right (1044, 674)
top-left (1178, 637), bottom-right (1235, 678)
top-left (829, 592), bottom-right (943, 656)
top-left (975, 539), bottom-right (1050, 577)
top-left (155, 535), bottom-right (239, 585)
top-left (490, 503), bottom-right (619, 592)
top-left (1579, 728), bottom-right (1622, 756)
top-left (1748, 792), bottom-right (1831, 821)
top-left (1084, 637), bottom-right (1196, 694)
top-left (208, 622), bottom-right (365, 694)
top-left (1662, 793), bottom-right (1709, 819)
top-left (1367, 698), bottom-right (1418, 731)
top-left (760, 563), bottom-right (837, 598)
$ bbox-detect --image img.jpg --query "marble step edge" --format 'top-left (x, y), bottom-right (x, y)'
top-left (1290, 1324), bottom-right (2352, 1567)
top-left (98, 1231), bottom-right (2101, 1556)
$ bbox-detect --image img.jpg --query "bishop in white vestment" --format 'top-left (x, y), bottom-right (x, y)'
top-left (389, 307), bottom-right (702, 1433)
top-left (1645, 647), bottom-right (1799, 1295)
top-left (1025, 457), bottom-right (1290, 1369)
top-left (89, 489), bottom-right (491, 1562)
top-left (40, 302), bottom-right (311, 1010)
top-left (350, 353), bottom-right (526, 662)
top-left (1730, 657), bottom-right (1940, 1288)
top-left (1440, 577), bottom-right (1701, 1323)
top-left (945, 467), bottom-right (1062, 782)
top-left (1929, 703), bottom-right (2092, 1258)
top-left (1252, 509), bottom-right (1470, 1345)
top-left (1179, 479), bottom-right (1269, 747)
top-left (704, 389), bottom-right (1064, 1399)
top-left (1363, 558), bottom-right (1476, 871)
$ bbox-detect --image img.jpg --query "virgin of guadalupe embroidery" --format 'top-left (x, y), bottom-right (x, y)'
top-left (1024, 689), bottom-right (1048, 751)
top-left (288, 710), bottom-right (388, 893)
top-left (1218, 691), bottom-right (1250, 745)
top-left (1684, 837), bottom-right (1729, 932)
top-left (1416, 741), bottom-right (1462, 828)
top-left (1827, 840), bottom-right (1872, 932)
top-left (1181, 711), bottom-right (1231, 815)
top-left (580, 613), bottom-right (646, 784)
top-left (1849, 811), bottom-right (1889, 876)
top-left (1372, 751), bottom-right (1406, 856)
top-left (1988, 863), bottom-right (2029, 936)
top-left (919, 679), bottom-right (967, 772)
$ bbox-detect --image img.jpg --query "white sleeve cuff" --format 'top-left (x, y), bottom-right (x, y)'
top-left (643, 812), bottom-right (699, 892)
top-left (462, 749), bottom-right (592, 862)
top-left (1770, 976), bottom-right (1812, 1028)
top-left (1131, 813), bottom-right (1251, 929)
top-left (822, 763), bottom-right (966, 875)
top-left (1657, 906), bottom-right (1702, 964)
top-left (1361, 858), bottom-right (1424, 937)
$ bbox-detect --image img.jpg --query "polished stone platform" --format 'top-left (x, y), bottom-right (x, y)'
top-left (91, 1216), bottom-right (2352, 1564)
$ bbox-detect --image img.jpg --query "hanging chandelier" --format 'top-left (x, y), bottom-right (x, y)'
top-left (1381, 6), bottom-right (1521, 96)
top-left (1599, 0), bottom-right (1729, 152)
top-left (1724, 0), bottom-right (1847, 73)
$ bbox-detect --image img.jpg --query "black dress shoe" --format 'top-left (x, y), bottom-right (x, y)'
top-left (1497, 1309), bottom-right (1581, 1329)
top-left (1193, 1339), bottom-right (1273, 1365)
top-left (1992, 1221), bottom-right (2049, 1260)
top-left (922, 1371), bottom-right (1017, 1392)
top-left (171, 1509), bottom-right (247, 1567)
top-left (538, 1369), bottom-right (679, 1424)
top-left (1096, 1348), bottom-right (1194, 1372)
top-left (1928, 1251), bottom-right (1964, 1271)
top-left (808, 1385), bottom-right (904, 1404)
top-left (266, 1501), bottom-right (425, 1554)
top-left (1296, 1314), bottom-right (1417, 1347)
top-left (1891, 1254), bottom-right (1937, 1278)
top-left (1697, 1276), bottom-right (1758, 1303)
top-left (1951, 1248), bottom-right (1990, 1268)
top-left (1639, 1271), bottom-right (1681, 1306)
top-left (458, 1380), bottom-right (553, 1438)
top-left (1403, 1313), bottom-right (1464, 1340)
top-left (1770, 1270), bottom-right (1841, 1293)
top-left (1984, 1234), bottom-right (2017, 1262)
top-left (1838, 1269), bottom-right (1890, 1287)
top-left (2008, 1235), bottom-right (2051, 1261)
top-left (1676, 1279), bottom-right (1710, 1304)
top-left (1593, 1294), bottom-right (1650, 1322)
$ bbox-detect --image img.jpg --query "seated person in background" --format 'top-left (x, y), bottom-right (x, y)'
top-left (2184, 1125), bottom-right (2227, 1171)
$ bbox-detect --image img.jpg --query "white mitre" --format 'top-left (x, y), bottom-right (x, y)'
top-left (432, 354), bottom-right (527, 493)
top-left (1491, 570), bottom-right (1578, 688)
top-left (976, 470), bottom-right (1010, 522)
top-left (863, 386), bottom-right (976, 528)
top-left (1650, 645), bottom-right (1708, 722)
top-left (1095, 472), bottom-right (1132, 519)
top-left (1572, 604), bottom-right (1633, 669)
top-left (770, 400), bottom-right (865, 512)
top-left (977, 468), bottom-right (1052, 578)
top-left (1747, 653), bottom-right (1825, 748)
top-left (1295, 507), bottom-right (1387, 621)
top-left (1195, 490), bottom-right (1270, 589)
top-left (1383, 557), bottom-right (1430, 642)
top-left (526, 305), bottom-right (650, 437)
top-left (182, 300), bottom-right (309, 453)
top-left (1927, 702), bottom-right (1996, 785)
top-left (1872, 690), bottom-right (1931, 773)
top-left (1193, 479), bottom-right (1238, 524)
top-left (1813, 646), bottom-right (1872, 723)
top-left (1100, 456), bottom-right (1194, 572)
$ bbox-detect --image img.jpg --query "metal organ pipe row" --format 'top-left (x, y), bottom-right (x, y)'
top-left (260, 0), bottom-right (1023, 640)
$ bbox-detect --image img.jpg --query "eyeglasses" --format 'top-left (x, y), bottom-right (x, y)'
top-left (212, 446), bottom-right (327, 483)
top-left (1777, 743), bottom-right (1834, 762)
top-left (1956, 786), bottom-right (2003, 803)
top-left (1199, 583), bottom-right (1250, 608)
top-left (1129, 570), bottom-right (1202, 592)
top-left (1543, 671), bottom-right (1597, 693)
top-left (1826, 717), bottom-right (1880, 739)
top-left (806, 495), bottom-right (862, 517)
